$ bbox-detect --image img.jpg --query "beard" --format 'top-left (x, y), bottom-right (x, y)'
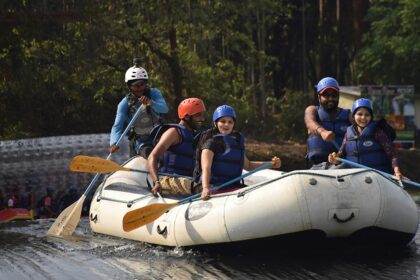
top-left (184, 117), bottom-right (203, 131)
top-left (321, 100), bottom-right (339, 112)
top-left (191, 121), bottom-right (203, 130)
top-left (132, 90), bottom-right (145, 98)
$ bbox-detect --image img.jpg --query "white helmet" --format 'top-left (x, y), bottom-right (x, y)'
top-left (124, 66), bottom-right (149, 83)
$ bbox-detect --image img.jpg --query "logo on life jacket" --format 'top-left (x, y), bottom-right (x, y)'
top-left (362, 140), bottom-right (374, 147)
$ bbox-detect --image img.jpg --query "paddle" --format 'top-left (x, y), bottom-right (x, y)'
top-left (122, 161), bottom-right (274, 232)
top-left (69, 155), bottom-right (192, 179)
top-left (47, 105), bottom-right (145, 237)
top-left (332, 155), bottom-right (420, 188)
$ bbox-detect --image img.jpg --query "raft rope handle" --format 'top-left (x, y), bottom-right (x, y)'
top-left (333, 212), bottom-right (355, 223)
top-left (95, 174), bottom-right (111, 202)
top-left (97, 193), bottom-right (154, 207)
top-left (237, 168), bottom-right (396, 196)
top-left (96, 169), bottom-right (398, 206)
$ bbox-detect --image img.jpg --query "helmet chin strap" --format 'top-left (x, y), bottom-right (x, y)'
top-left (183, 116), bottom-right (198, 131)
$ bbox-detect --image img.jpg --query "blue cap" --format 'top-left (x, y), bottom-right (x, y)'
top-left (316, 77), bottom-right (339, 94)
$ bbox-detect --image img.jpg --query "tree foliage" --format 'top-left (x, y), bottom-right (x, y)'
top-left (1, 1), bottom-right (415, 143)
top-left (356, 0), bottom-right (420, 89)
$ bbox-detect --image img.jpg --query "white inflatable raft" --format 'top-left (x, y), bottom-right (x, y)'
top-left (89, 157), bottom-right (419, 247)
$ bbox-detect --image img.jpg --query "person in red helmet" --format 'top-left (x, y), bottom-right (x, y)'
top-left (147, 98), bottom-right (206, 196)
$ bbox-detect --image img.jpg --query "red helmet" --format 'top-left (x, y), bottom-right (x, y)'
top-left (178, 98), bottom-right (206, 119)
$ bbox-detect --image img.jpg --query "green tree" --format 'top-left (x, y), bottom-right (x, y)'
top-left (0, 0), bottom-right (371, 143)
top-left (356, 0), bottom-right (420, 89)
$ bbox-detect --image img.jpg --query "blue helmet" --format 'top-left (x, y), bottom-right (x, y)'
top-left (213, 105), bottom-right (236, 122)
top-left (316, 77), bottom-right (339, 94)
top-left (351, 98), bottom-right (373, 116)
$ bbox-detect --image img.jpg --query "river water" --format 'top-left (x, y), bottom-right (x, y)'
top-left (1, 135), bottom-right (420, 279)
top-left (1, 216), bottom-right (420, 279)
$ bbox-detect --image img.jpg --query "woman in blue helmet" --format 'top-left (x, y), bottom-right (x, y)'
top-left (195, 105), bottom-right (281, 200)
top-left (328, 98), bottom-right (404, 179)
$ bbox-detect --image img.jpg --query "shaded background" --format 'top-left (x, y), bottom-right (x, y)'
top-left (1, 1), bottom-right (420, 143)
top-left (0, 134), bottom-right (129, 212)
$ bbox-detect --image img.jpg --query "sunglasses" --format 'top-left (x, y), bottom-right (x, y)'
top-left (320, 90), bottom-right (339, 98)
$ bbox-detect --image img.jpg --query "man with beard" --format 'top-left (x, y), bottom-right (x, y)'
top-left (109, 59), bottom-right (168, 158)
top-left (147, 98), bottom-right (206, 196)
top-left (304, 77), bottom-right (352, 168)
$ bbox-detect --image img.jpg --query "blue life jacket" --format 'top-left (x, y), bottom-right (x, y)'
top-left (307, 106), bottom-right (350, 162)
top-left (156, 124), bottom-right (195, 176)
top-left (344, 122), bottom-right (392, 173)
top-left (210, 132), bottom-right (245, 186)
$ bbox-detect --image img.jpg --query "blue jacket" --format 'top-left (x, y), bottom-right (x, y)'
top-left (307, 106), bottom-right (350, 162)
top-left (110, 88), bottom-right (168, 151)
top-left (158, 124), bottom-right (195, 177)
top-left (210, 132), bottom-right (245, 186)
top-left (344, 122), bottom-right (392, 173)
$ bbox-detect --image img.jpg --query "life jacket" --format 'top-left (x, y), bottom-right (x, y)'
top-left (307, 106), bottom-right (351, 162)
top-left (209, 132), bottom-right (245, 186)
top-left (154, 124), bottom-right (195, 176)
top-left (127, 90), bottom-right (164, 155)
top-left (192, 128), bottom-right (217, 184)
top-left (344, 122), bottom-right (392, 173)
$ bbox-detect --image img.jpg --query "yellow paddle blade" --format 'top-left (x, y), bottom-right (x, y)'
top-left (47, 196), bottom-right (85, 236)
top-left (122, 202), bottom-right (178, 232)
top-left (70, 155), bottom-right (129, 174)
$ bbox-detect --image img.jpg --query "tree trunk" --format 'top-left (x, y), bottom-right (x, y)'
top-left (168, 27), bottom-right (183, 108)
top-left (257, 11), bottom-right (266, 120)
top-left (336, 0), bottom-right (341, 81)
top-left (318, 0), bottom-right (325, 78)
